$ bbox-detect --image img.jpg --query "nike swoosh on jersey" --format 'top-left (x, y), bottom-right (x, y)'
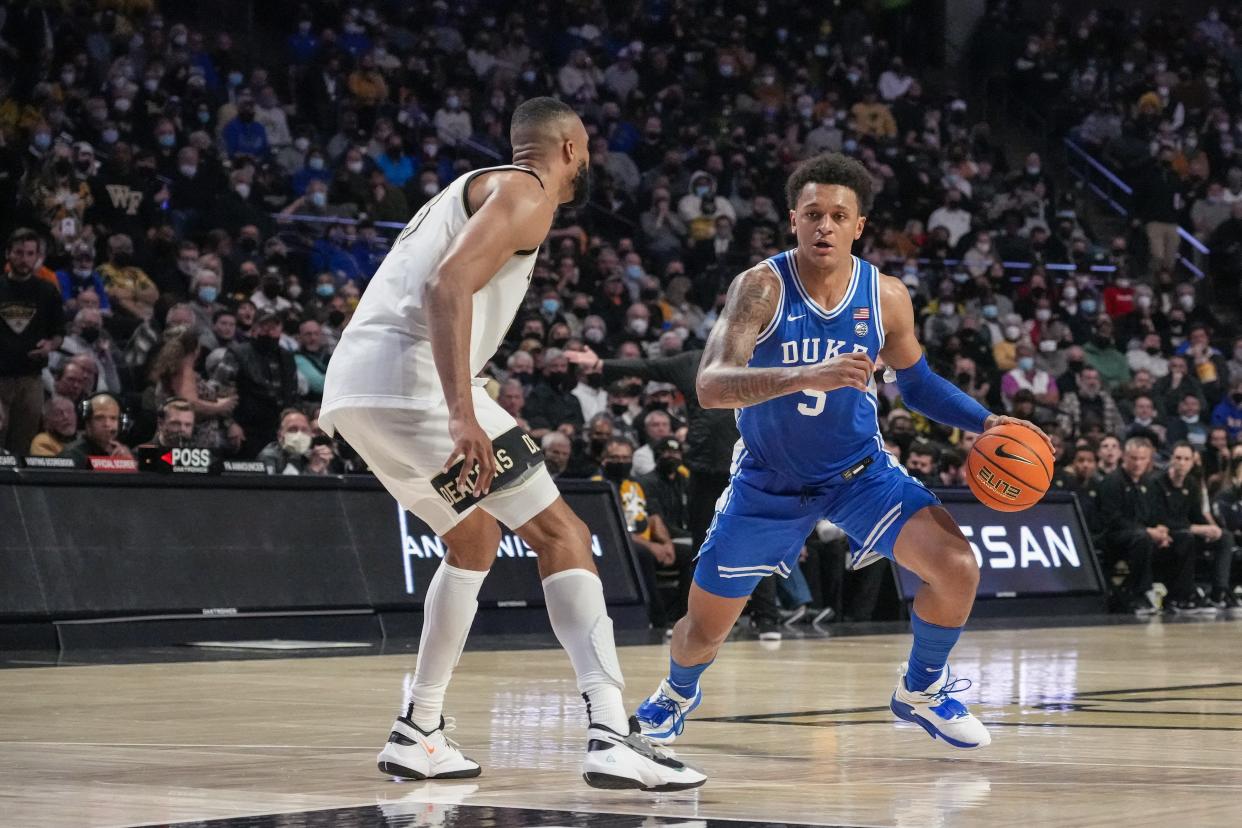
top-left (787, 313), bottom-right (805, 322)
top-left (994, 444), bottom-right (1035, 465)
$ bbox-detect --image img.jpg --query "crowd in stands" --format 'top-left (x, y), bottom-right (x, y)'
top-left (0, 0), bottom-right (1240, 623)
top-left (978, 1), bottom-right (1242, 299)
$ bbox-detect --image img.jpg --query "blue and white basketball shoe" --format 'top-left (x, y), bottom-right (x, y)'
top-left (890, 663), bottom-right (991, 749)
top-left (634, 679), bottom-right (702, 745)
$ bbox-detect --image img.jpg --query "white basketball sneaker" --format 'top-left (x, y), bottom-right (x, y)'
top-left (582, 717), bottom-right (707, 792)
top-left (890, 663), bottom-right (991, 750)
top-left (377, 713), bottom-right (482, 780)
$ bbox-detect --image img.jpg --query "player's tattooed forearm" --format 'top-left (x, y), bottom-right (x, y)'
top-left (713, 367), bottom-right (797, 406)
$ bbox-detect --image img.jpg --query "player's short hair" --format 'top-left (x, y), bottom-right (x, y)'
top-left (1123, 436), bottom-right (1154, 453)
top-left (785, 152), bottom-right (874, 215)
top-left (1170, 440), bottom-right (1195, 455)
top-left (511, 97), bottom-right (578, 142)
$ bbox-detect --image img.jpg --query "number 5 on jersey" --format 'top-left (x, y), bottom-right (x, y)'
top-left (798, 390), bottom-right (826, 416)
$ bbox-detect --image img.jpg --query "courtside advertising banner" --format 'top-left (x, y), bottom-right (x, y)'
top-left (895, 492), bottom-right (1105, 599)
top-left (391, 481), bottom-right (644, 607)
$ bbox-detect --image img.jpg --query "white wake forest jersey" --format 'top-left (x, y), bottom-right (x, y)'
top-left (319, 165), bottom-right (542, 425)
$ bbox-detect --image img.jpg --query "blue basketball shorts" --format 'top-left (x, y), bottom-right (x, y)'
top-left (694, 449), bottom-right (940, 598)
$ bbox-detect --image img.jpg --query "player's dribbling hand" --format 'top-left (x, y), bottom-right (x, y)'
top-left (984, 414), bottom-right (1054, 453)
top-left (446, 414), bottom-right (496, 496)
top-left (804, 351), bottom-right (873, 392)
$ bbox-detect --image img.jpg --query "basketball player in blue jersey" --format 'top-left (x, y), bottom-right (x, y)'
top-left (635, 153), bottom-right (1051, 750)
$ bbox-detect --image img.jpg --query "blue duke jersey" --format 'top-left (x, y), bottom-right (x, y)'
top-left (737, 250), bottom-right (886, 486)
top-left (695, 249), bottom-right (941, 598)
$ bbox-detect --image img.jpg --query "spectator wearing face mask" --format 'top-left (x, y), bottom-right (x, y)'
top-left (99, 233), bottom-right (159, 335)
top-left (142, 398), bottom-right (197, 449)
top-left (1101, 273), bottom-right (1136, 318)
top-left (187, 267), bottom-right (223, 342)
top-left (211, 170), bottom-right (274, 236)
top-left (521, 348), bottom-right (584, 440)
top-left (1167, 283), bottom-right (1217, 332)
top-left (1084, 317), bottom-right (1130, 390)
top-left (903, 442), bottom-right (939, 486)
top-left (1210, 380), bottom-right (1242, 442)
top-left (51, 307), bottom-right (124, 394)
top-left (222, 95), bottom-right (270, 159)
top-left (1164, 392), bottom-right (1210, 450)
top-left (927, 189), bottom-right (972, 248)
top-left (406, 170), bottom-right (442, 211)
top-left (55, 241), bottom-right (111, 315)
top-left (227, 310), bottom-right (299, 456)
top-left (291, 148), bottom-right (332, 195)
top-left (991, 313), bottom-right (1023, 373)
top-left (281, 178), bottom-right (345, 223)
top-left (258, 408), bottom-right (335, 475)
top-left (1001, 342), bottom-right (1060, 412)
top-left (168, 146), bottom-right (216, 232)
top-left (1055, 283), bottom-right (1095, 344)
top-left (594, 436), bottom-right (676, 628)
top-left (565, 342), bottom-right (740, 582)
top-left (250, 270), bottom-right (293, 314)
top-left (1154, 355), bottom-right (1208, 420)
top-left (923, 282), bottom-right (962, 350)
top-left (678, 172), bottom-right (736, 238)
top-left (28, 395), bottom-right (78, 457)
top-left (1127, 333), bottom-right (1170, 379)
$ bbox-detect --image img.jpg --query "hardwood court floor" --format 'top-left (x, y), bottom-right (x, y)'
top-left (1, 620), bottom-right (1240, 827)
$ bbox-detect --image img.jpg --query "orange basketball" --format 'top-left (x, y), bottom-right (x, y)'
top-left (966, 422), bottom-right (1054, 512)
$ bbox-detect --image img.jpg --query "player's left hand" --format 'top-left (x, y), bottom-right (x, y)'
top-left (446, 414), bottom-right (496, 496)
top-left (983, 414), bottom-right (1054, 454)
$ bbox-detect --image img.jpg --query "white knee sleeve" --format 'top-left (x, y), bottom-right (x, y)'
top-left (408, 563), bottom-right (487, 730)
top-left (542, 568), bottom-right (629, 732)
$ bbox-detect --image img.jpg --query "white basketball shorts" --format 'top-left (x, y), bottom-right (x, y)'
top-left (327, 386), bottom-right (559, 536)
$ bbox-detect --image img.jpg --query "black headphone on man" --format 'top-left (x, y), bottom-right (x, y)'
top-left (77, 392), bottom-right (132, 435)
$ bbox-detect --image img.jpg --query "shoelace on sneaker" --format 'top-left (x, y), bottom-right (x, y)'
top-left (653, 694), bottom-right (688, 737)
top-left (439, 716), bottom-right (462, 749)
top-left (923, 677), bottom-right (973, 719)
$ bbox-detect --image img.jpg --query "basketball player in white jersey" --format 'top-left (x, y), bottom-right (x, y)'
top-left (319, 97), bottom-right (705, 792)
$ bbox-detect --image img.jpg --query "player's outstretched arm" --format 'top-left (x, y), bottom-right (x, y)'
top-left (877, 274), bottom-right (1052, 448)
top-left (425, 173), bottom-right (553, 494)
top-left (697, 265), bottom-right (872, 409)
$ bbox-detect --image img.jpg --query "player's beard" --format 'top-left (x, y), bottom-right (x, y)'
top-left (565, 158), bottom-right (590, 207)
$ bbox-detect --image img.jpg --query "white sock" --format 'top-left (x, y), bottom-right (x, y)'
top-left (542, 568), bottom-right (629, 734)
top-left (407, 562), bottom-right (487, 730)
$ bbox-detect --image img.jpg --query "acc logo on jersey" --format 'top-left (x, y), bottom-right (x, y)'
top-left (854, 321), bottom-right (868, 337)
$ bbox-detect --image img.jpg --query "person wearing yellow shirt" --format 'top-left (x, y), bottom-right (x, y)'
top-left (28, 396), bottom-right (77, 457)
